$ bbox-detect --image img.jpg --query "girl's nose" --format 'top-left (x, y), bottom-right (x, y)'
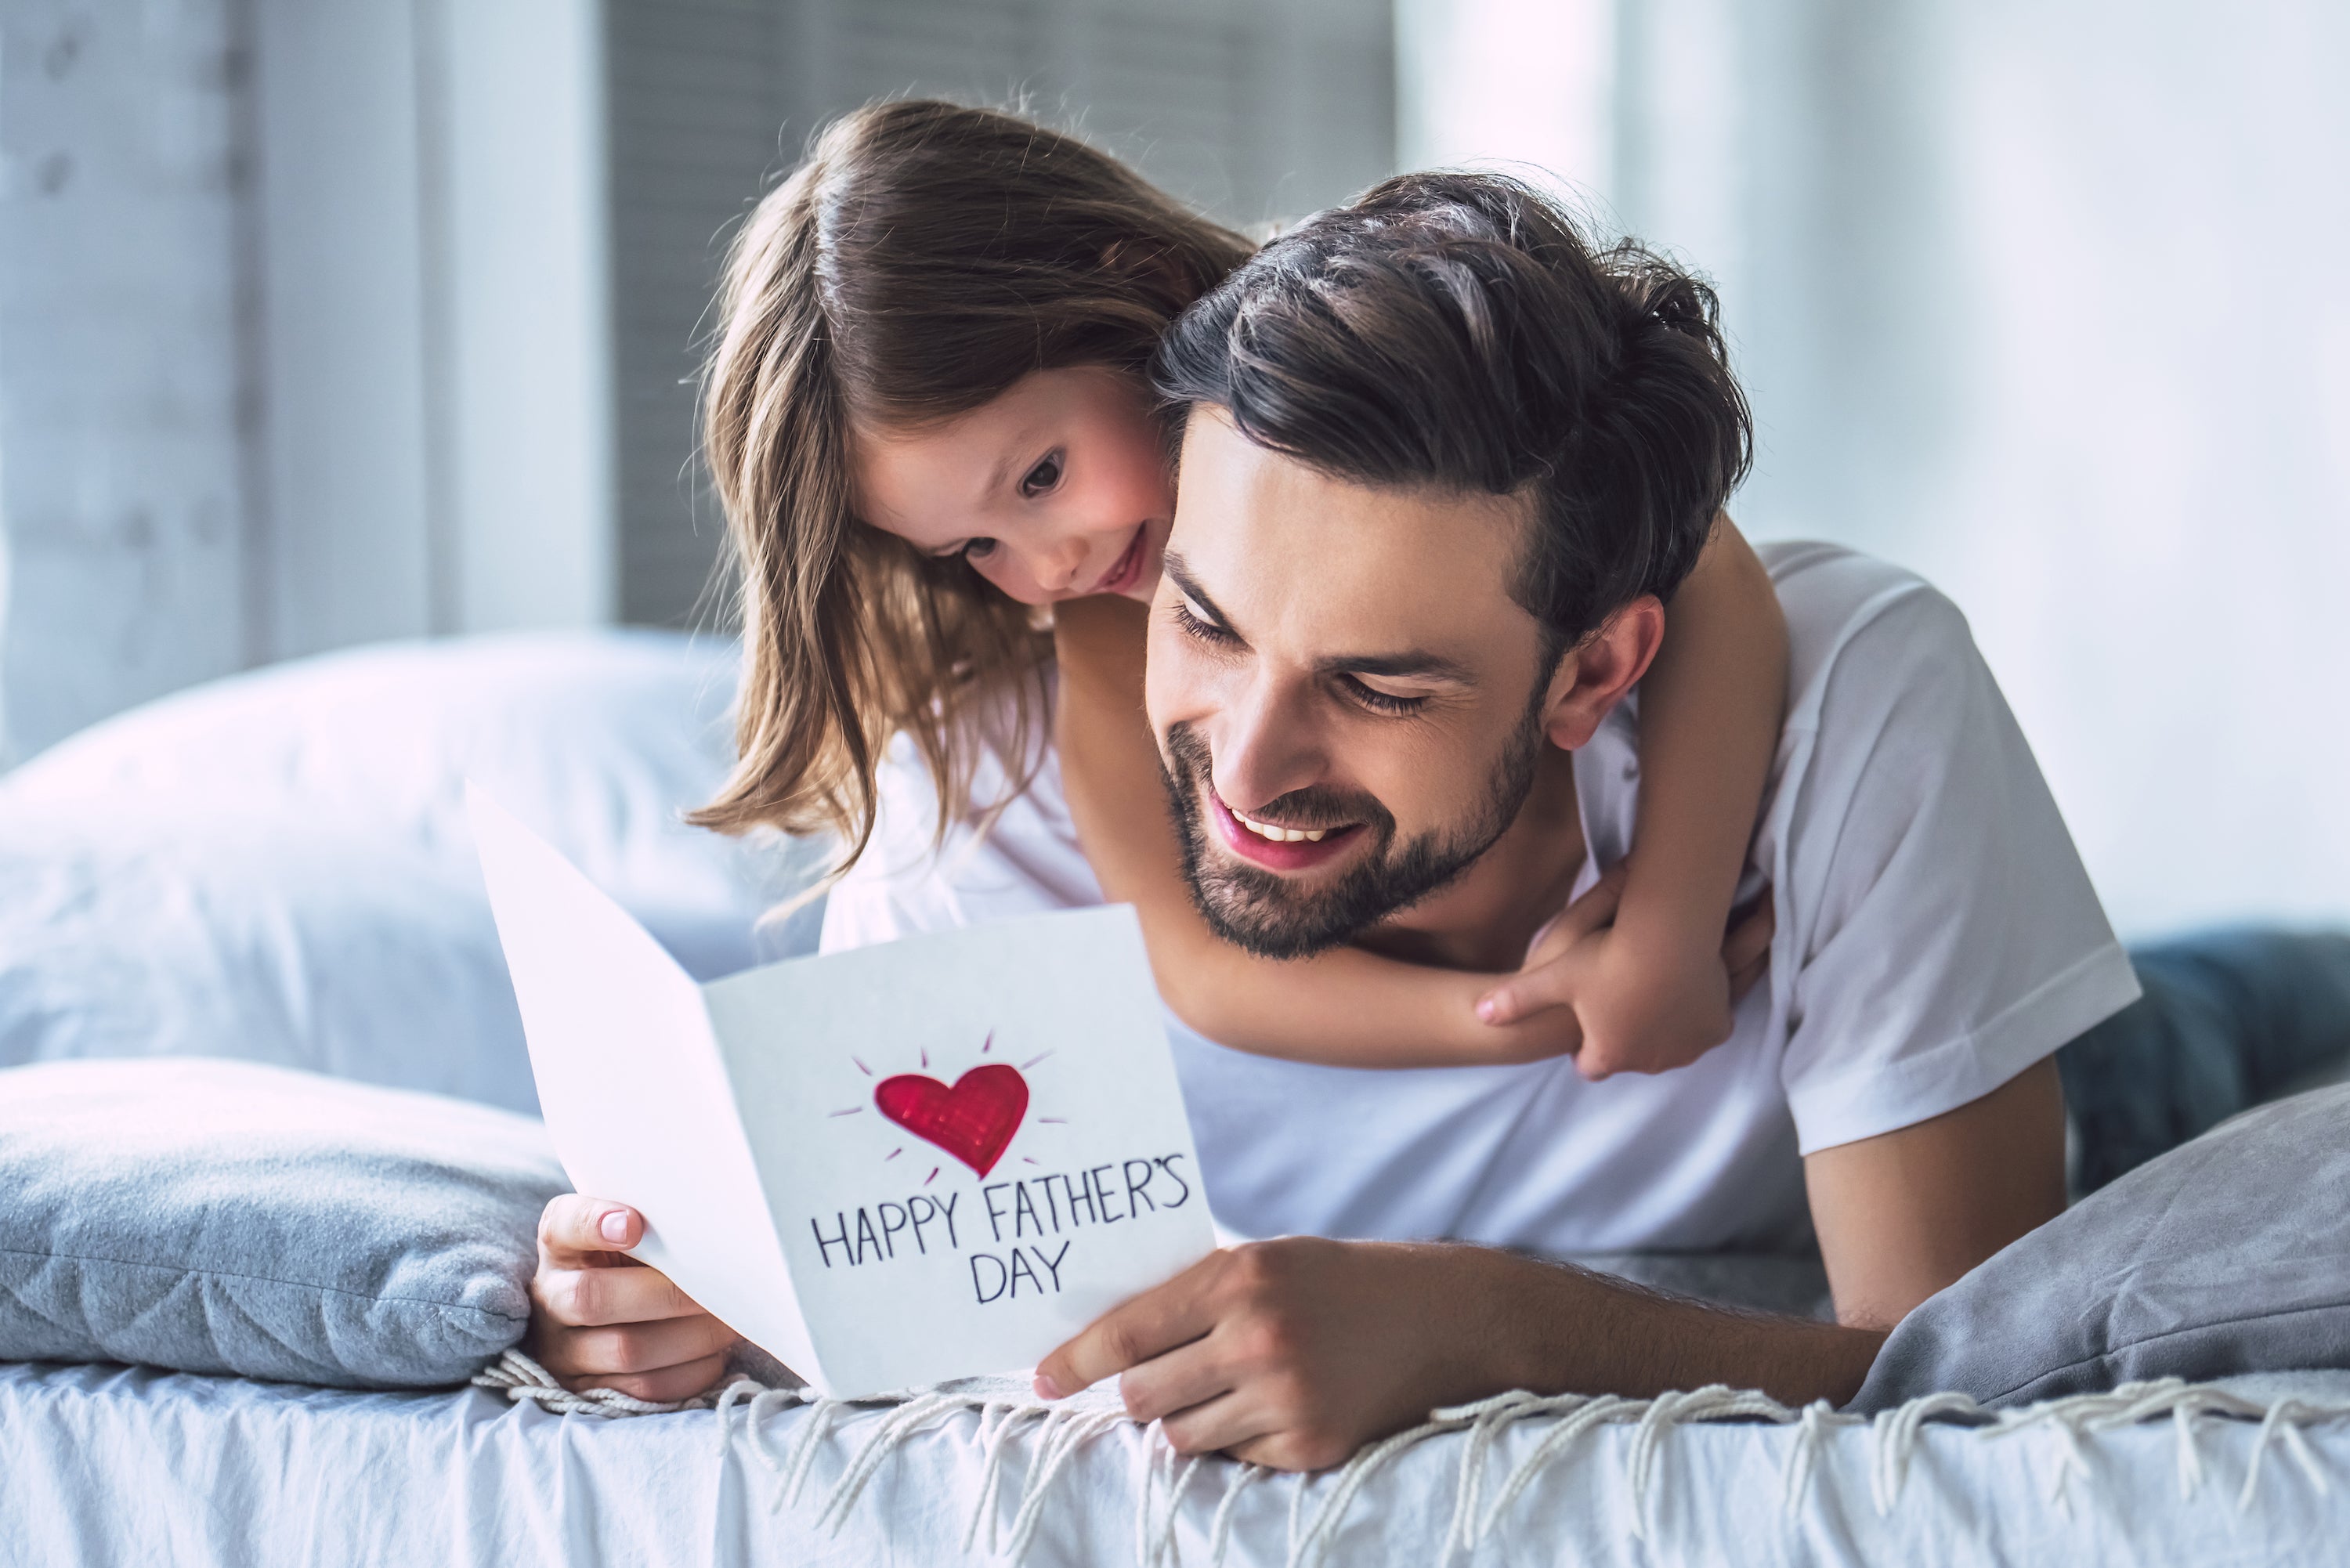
top-left (1032, 536), bottom-right (1093, 597)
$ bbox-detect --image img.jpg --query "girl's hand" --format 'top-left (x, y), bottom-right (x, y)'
top-left (522, 1195), bottom-right (740, 1402)
top-left (1473, 865), bottom-right (1775, 1079)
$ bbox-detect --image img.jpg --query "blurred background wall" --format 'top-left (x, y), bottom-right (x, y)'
top-left (1, 0), bottom-right (2344, 936)
top-left (1407, 0), bottom-right (2350, 939)
top-left (0, 0), bottom-right (1392, 755)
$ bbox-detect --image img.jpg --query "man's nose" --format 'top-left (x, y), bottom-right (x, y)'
top-left (1213, 677), bottom-right (1328, 813)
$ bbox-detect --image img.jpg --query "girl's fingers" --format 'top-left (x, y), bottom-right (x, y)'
top-left (1475, 954), bottom-right (1589, 1031)
top-left (539, 1194), bottom-right (642, 1265)
top-left (1481, 870), bottom-right (1615, 1023)
top-left (1537, 862), bottom-right (1629, 956)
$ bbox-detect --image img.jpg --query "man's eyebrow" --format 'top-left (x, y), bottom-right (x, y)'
top-left (1166, 551), bottom-right (1474, 686)
top-left (1162, 553), bottom-right (1238, 633)
top-left (1315, 650), bottom-right (1477, 686)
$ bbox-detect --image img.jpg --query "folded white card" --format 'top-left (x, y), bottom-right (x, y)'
top-left (468, 785), bottom-right (1214, 1397)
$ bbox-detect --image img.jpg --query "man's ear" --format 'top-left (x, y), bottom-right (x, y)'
top-left (1538, 596), bottom-right (1667, 751)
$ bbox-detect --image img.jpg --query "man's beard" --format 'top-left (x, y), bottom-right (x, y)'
top-left (1158, 710), bottom-right (1548, 961)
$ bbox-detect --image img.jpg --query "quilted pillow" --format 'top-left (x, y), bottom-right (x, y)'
top-left (0, 1058), bottom-right (567, 1389)
top-left (1850, 1082), bottom-right (2350, 1410)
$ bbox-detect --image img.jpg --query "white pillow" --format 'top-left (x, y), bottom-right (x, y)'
top-left (0, 631), bottom-right (825, 1114)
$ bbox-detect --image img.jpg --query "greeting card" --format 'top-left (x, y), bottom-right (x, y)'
top-left (468, 786), bottom-right (1213, 1397)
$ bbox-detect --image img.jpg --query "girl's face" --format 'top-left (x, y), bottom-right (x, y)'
top-left (851, 366), bottom-right (1173, 606)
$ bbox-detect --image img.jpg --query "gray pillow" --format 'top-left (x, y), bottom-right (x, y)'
top-left (1851, 1083), bottom-right (2350, 1411)
top-left (0, 1057), bottom-right (567, 1389)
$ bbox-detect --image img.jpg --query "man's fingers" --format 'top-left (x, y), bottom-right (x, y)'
top-left (539, 1194), bottom-right (642, 1264)
top-left (1034, 1254), bottom-right (1222, 1399)
top-left (1224, 1427), bottom-right (1354, 1473)
top-left (1114, 1332), bottom-right (1238, 1425)
top-left (534, 1261), bottom-right (704, 1328)
top-left (529, 1194), bottom-right (732, 1405)
top-left (1158, 1388), bottom-right (1275, 1458)
top-left (1159, 1376), bottom-right (1359, 1471)
top-left (537, 1310), bottom-right (739, 1381)
top-left (561, 1350), bottom-right (731, 1406)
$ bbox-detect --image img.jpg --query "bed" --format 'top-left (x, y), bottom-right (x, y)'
top-left (2, 631), bottom-right (2344, 1566)
top-left (5, 1357), bottom-right (2346, 1566)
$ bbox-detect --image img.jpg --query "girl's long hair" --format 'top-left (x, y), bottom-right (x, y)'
top-left (689, 100), bottom-right (1250, 874)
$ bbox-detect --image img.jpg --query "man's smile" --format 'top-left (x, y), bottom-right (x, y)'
top-left (1208, 789), bottom-right (1366, 873)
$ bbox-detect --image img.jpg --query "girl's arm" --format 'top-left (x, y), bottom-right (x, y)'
top-left (1476, 516), bottom-right (1789, 1075)
top-left (1052, 595), bottom-right (1572, 1068)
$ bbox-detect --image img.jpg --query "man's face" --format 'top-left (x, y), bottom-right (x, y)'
top-left (1145, 408), bottom-right (1560, 959)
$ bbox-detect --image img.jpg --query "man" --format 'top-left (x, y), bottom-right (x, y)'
top-left (528, 174), bottom-right (2145, 1465)
top-left (833, 173), bottom-right (2146, 1466)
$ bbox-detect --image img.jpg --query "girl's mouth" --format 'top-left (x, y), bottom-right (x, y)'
top-left (1209, 790), bottom-right (1365, 873)
top-left (1087, 526), bottom-right (1150, 597)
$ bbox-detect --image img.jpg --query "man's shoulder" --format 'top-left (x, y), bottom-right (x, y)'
top-left (1747, 544), bottom-right (2135, 1155)
top-left (1756, 540), bottom-right (1978, 732)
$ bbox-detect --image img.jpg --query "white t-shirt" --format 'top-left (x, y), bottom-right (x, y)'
top-left (822, 542), bottom-right (2139, 1256)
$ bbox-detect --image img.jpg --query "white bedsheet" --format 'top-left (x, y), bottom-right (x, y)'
top-left (5, 1360), bottom-right (2346, 1566)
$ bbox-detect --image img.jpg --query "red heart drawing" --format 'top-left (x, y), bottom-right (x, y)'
top-left (873, 1064), bottom-right (1029, 1177)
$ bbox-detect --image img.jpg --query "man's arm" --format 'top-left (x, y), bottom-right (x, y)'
top-left (1035, 1060), bottom-right (2066, 1471)
top-left (1806, 1057), bottom-right (2066, 1326)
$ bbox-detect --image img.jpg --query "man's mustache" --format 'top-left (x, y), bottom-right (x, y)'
top-left (1159, 723), bottom-right (1396, 838)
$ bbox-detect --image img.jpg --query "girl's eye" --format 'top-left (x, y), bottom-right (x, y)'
top-left (1019, 453), bottom-right (1065, 498)
top-left (963, 537), bottom-right (1000, 561)
top-left (1342, 676), bottom-right (1428, 717)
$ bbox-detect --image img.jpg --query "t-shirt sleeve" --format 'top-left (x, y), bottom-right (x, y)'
top-left (817, 736), bottom-right (971, 954)
top-left (819, 703), bottom-right (1101, 956)
top-left (1774, 583), bottom-right (2141, 1154)
top-left (817, 854), bottom-right (921, 952)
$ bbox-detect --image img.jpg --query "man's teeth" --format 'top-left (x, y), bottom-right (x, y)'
top-left (1232, 809), bottom-right (1330, 844)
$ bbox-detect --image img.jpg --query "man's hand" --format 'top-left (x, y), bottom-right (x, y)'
top-left (1036, 1235), bottom-right (1889, 1473)
top-left (524, 1195), bottom-right (740, 1402)
top-left (1032, 1239), bottom-right (1511, 1472)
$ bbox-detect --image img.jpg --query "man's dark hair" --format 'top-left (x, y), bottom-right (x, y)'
top-left (1153, 172), bottom-right (1752, 656)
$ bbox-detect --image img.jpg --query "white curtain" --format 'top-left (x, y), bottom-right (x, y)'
top-left (1400, 0), bottom-right (2350, 938)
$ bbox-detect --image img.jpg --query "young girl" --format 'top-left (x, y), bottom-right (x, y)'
top-left (689, 98), bottom-right (1784, 1077)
